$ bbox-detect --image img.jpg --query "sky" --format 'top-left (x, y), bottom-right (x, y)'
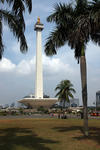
top-left (0, 0), bottom-right (100, 106)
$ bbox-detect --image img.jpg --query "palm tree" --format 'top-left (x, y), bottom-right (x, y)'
top-left (55, 80), bottom-right (76, 108)
top-left (0, 0), bottom-right (32, 59)
top-left (44, 0), bottom-right (100, 136)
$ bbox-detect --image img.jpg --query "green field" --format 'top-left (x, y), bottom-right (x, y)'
top-left (0, 118), bottom-right (100, 150)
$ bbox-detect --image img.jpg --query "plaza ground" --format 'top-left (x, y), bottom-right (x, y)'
top-left (0, 118), bottom-right (100, 150)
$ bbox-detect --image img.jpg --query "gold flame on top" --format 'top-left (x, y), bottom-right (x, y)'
top-left (37, 17), bottom-right (40, 23)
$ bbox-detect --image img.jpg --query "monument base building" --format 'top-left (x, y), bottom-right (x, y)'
top-left (18, 97), bottom-right (58, 109)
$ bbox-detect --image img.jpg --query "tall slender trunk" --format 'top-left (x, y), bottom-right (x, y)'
top-left (80, 53), bottom-right (88, 136)
top-left (63, 100), bottom-right (66, 108)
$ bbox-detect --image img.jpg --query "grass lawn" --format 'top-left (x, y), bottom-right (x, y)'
top-left (0, 118), bottom-right (100, 150)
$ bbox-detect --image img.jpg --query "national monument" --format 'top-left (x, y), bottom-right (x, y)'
top-left (19, 18), bottom-right (58, 108)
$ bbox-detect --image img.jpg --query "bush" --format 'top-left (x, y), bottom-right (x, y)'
top-left (37, 106), bottom-right (48, 114)
top-left (96, 107), bottom-right (100, 111)
top-left (0, 111), bottom-right (7, 116)
top-left (19, 108), bottom-right (24, 114)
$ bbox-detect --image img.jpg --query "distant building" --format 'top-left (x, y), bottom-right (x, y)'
top-left (0, 105), bottom-right (3, 109)
top-left (96, 91), bottom-right (100, 107)
top-left (69, 98), bottom-right (79, 107)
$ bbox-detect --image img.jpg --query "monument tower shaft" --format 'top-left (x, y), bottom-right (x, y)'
top-left (34, 18), bottom-right (44, 99)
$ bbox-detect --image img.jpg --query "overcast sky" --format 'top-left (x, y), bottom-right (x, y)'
top-left (0, 0), bottom-right (100, 106)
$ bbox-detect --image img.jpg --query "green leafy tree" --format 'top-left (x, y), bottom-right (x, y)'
top-left (0, 0), bottom-right (32, 59)
top-left (55, 80), bottom-right (76, 108)
top-left (44, 0), bottom-right (100, 136)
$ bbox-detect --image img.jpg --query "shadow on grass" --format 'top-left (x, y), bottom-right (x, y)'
top-left (0, 128), bottom-right (58, 150)
top-left (52, 126), bottom-right (84, 135)
top-left (52, 126), bottom-right (100, 145)
top-left (73, 127), bottom-right (100, 144)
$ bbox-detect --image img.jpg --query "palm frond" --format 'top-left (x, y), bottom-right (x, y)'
top-left (6, 0), bottom-right (32, 13)
top-left (0, 9), bottom-right (28, 54)
top-left (75, 0), bottom-right (88, 15)
top-left (18, 29), bottom-right (28, 53)
top-left (12, 0), bottom-right (25, 30)
top-left (91, 33), bottom-right (100, 46)
top-left (45, 25), bottom-right (68, 56)
top-left (6, 0), bottom-right (25, 14)
top-left (47, 3), bottom-right (74, 26)
top-left (69, 88), bottom-right (76, 93)
top-left (5, 0), bottom-right (32, 30)
top-left (0, 0), bottom-right (4, 3)
top-left (45, 2), bottom-right (92, 61)
top-left (67, 92), bottom-right (74, 99)
top-left (45, 39), bottom-right (56, 56)
top-left (24, 0), bottom-right (32, 13)
top-left (55, 80), bottom-right (76, 102)
top-left (90, 0), bottom-right (100, 46)
top-left (55, 84), bottom-right (61, 91)
top-left (55, 90), bottom-right (62, 98)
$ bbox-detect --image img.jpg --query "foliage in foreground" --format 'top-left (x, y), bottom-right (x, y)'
top-left (0, 0), bottom-right (32, 58)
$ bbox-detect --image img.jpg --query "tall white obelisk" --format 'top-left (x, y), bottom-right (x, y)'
top-left (34, 17), bottom-right (44, 99)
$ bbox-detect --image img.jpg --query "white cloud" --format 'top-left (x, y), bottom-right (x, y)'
top-left (0, 58), bottom-right (16, 72)
top-left (0, 55), bottom-right (74, 76)
top-left (16, 58), bottom-right (35, 75)
top-left (0, 57), bottom-right (35, 75)
top-left (43, 55), bottom-right (73, 77)
top-left (17, 60), bottom-right (33, 75)
top-left (86, 41), bottom-right (100, 64)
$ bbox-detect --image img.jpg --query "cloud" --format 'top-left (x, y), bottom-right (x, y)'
top-left (86, 41), bottom-right (100, 65)
top-left (16, 59), bottom-right (34, 75)
top-left (0, 58), bottom-right (16, 72)
top-left (0, 55), bottom-right (80, 104)
top-left (0, 55), bottom-right (74, 76)
top-left (0, 57), bottom-right (35, 75)
top-left (43, 55), bottom-right (73, 77)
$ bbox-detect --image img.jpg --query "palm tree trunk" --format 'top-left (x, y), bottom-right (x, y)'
top-left (63, 100), bottom-right (65, 108)
top-left (80, 54), bottom-right (88, 136)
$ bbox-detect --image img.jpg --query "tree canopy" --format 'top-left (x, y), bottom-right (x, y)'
top-left (55, 80), bottom-right (76, 103)
top-left (45, 0), bottom-right (100, 62)
top-left (0, 0), bottom-right (32, 59)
